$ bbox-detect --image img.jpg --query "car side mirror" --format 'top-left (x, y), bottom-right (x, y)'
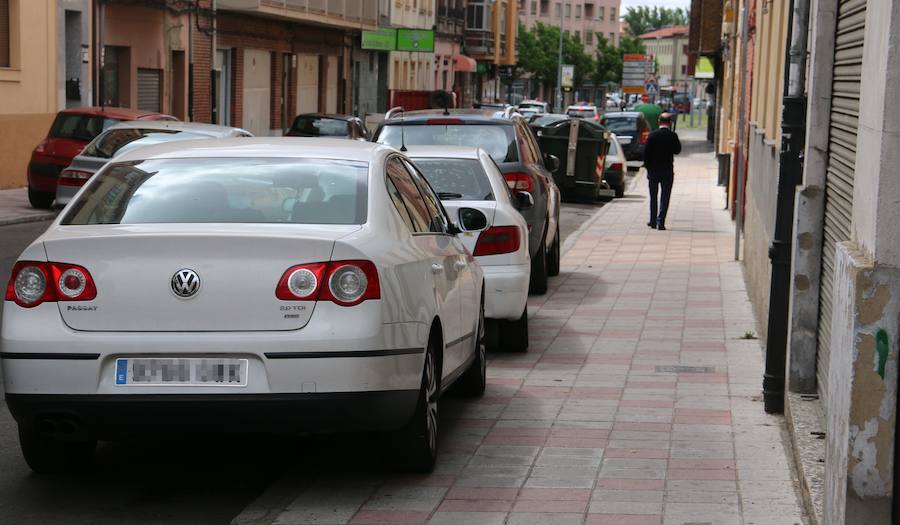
top-left (515, 191), bottom-right (534, 210)
top-left (458, 207), bottom-right (489, 232)
top-left (544, 154), bottom-right (560, 173)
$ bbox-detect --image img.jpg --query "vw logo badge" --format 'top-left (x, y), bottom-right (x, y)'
top-left (171, 269), bottom-right (201, 299)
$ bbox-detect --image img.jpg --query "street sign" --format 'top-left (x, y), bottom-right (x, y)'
top-left (561, 64), bottom-right (575, 89)
top-left (695, 56), bottom-right (715, 79)
top-left (362, 28), bottom-right (397, 51)
top-left (623, 54), bottom-right (654, 95)
top-left (396, 29), bottom-right (435, 52)
top-left (498, 65), bottom-right (514, 77)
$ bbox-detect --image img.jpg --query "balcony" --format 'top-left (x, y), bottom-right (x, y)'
top-left (217, 0), bottom-right (378, 30)
top-left (465, 30), bottom-right (495, 58)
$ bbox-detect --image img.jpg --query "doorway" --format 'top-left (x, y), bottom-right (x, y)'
top-left (214, 49), bottom-right (231, 125)
top-left (171, 50), bottom-right (186, 120)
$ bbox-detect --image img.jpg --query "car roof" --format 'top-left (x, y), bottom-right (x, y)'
top-left (112, 137), bottom-right (393, 163)
top-left (402, 145), bottom-right (483, 160)
top-left (104, 120), bottom-right (251, 136)
top-left (292, 113), bottom-right (357, 121)
top-left (603, 112), bottom-right (642, 118)
top-left (59, 106), bottom-right (173, 120)
top-left (384, 108), bottom-right (514, 123)
top-left (567, 105), bottom-right (597, 109)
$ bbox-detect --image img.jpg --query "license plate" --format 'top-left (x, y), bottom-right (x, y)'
top-left (115, 358), bottom-right (248, 386)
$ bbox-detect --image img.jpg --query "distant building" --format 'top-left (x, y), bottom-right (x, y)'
top-left (518, 0), bottom-right (622, 53)
top-left (638, 26), bottom-right (691, 90)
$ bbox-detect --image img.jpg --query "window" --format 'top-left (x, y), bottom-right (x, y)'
top-left (586, 31), bottom-right (593, 45)
top-left (386, 157), bottom-right (431, 232)
top-left (575, 31), bottom-right (580, 43)
top-left (564, 3), bottom-right (570, 17)
top-left (405, 160), bottom-right (448, 233)
top-left (386, 177), bottom-right (417, 232)
top-left (610, 7), bottom-right (615, 20)
top-left (376, 123), bottom-right (518, 163)
top-left (63, 158), bottom-right (368, 225)
top-left (609, 32), bottom-right (614, 41)
top-left (0, 0), bottom-right (10, 68)
top-left (597, 6), bottom-right (604, 19)
top-left (575, 5), bottom-right (581, 18)
top-left (531, 1), bottom-right (537, 15)
top-left (554, 2), bottom-right (560, 18)
top-left (411, 158), bottom-right (494, 201)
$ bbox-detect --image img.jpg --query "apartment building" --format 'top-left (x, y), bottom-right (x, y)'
top-left (518, 0), bottom-right (621, 54)
top-left (389, 0), bottom-right (435, 92)
top-left (639, 26), bottom-right (690, 89)
top-left (466, 0), bottom-right (517, 102)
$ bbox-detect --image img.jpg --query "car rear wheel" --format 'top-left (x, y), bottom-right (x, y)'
top-left (390, 339), bottom-right (440, 472)
top-left (18, 426), bottom-right (95, 474)
top-left (547, 225), bottom-right (561, 277)
top-left (502, 307), bottom-right (529, 353)
top-left (457, 299), bottom-right (486, 396)
top-left (529, 230), bottom-right (548, 295)
top-left (28, 187), bottom-right (54, 209)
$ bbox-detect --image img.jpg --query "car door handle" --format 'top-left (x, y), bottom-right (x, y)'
top-left (454, 260), bottom-right (467, 270)
top-left (431, 263), bottom-right (444, 274)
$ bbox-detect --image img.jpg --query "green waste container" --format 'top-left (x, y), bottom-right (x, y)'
top-left (529, 115), bottom-right (612, 202)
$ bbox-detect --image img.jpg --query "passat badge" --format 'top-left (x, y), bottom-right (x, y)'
top-left (171, 269), bottom-right (201, 298)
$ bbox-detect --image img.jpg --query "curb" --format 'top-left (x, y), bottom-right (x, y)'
top-left (0, 212), bottom-right (57, 227)
top-left (560, 168), bottom-right (644, 257)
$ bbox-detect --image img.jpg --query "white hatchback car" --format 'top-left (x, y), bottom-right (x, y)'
top-left (407, 146), bottom-right (531, 352)
top-left (2, 138), bottom-right (485, 473)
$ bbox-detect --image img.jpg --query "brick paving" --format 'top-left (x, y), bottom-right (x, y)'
top-left (252, 130), bottom-right (807, 525)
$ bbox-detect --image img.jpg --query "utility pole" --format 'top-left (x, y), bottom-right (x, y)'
top-left (556, 2), bottom-right (564, 112)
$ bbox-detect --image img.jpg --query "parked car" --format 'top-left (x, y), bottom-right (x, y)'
top-left (55, 121), bottom-right (252, 207)
top-left (600, 112), bottom-right (651, 164)
top-left (407, 146), bottom-right (531, 352)
top-left (603, 134), bottom-right (627, 198)
top-left (372, 109), bottom-right (562, 294)
top-left (285, 114), bottom-right (369, 140)
top-left (3, 138), bottom-right (486, 474)
top-left (517, 100), bottom-right (549, 118)
top-left (27, 107), bottom-right (176, 209)
top-left (566, 104), bottom-right (601, 121)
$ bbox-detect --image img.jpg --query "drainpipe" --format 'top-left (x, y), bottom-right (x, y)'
top-left (763, 0), bottom-right (810, 414)
top-left (733, 0), bottom-right (750, 261)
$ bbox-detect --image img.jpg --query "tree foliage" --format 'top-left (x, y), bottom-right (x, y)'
top-left (622, 6), bottom-right (689, 36)
top-left (517, 22), bottom-right (595, 89)
top-left (592, 34), bottom-right (647, 85)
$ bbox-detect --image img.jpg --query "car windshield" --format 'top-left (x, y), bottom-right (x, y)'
top-left (290, 116), bottom-right (351, 137)
top-left (81, 129), bottom-right (211, 159)
top-left (377, 124), bottom-right (518, 163)
top-left (411, 158), bottom-right (494, 201)
top-left (567, 109), bottom-right (596, 118)
top-left (61, 158), bottom-right (368, 225)
top-left (602, 118), bottom-right (637, 133)
top-left (519, 103), bottom-right (545, 110)
top-left (49, 114), bottom-right (122, 142)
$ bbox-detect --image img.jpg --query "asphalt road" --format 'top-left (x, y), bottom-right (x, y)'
top-left (0, 200), bottom-right (605, 524)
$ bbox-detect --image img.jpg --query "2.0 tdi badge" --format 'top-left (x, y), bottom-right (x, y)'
top-left (171, 268), bottom-right (201, 298)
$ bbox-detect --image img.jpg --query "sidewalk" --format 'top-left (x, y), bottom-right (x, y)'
top-left (0, 188), bottom-right (57, 226)
top-left (236, 129), bottom-right (807, 525)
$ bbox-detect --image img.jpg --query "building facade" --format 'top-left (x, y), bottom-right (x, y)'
top-left (466, 0), bottom-right (517, 103)
top-left (388, 0), bottom-right (435, 93)
top-left (693, 0), bottom-right (900, 523)
top-left (638, 26), bottom-right (690, 89)
top-left (518, 0), bottom-right (621, 53)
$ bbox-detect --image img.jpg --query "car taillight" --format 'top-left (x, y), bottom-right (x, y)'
top-left (276, 260), bottom-right (380, 307)
top-left (474, 226), bottom-right (521, 256)
top-left (640, 129), bottom-right (649, 144)
top-left (425, 118), bottom-right (463, 125)
top-left (503, 172), bottom-right (534, 193)
top-left (58, 169), bottom-right (93, 187)
top-left (610, 162), bottom-right (624, 172)
top-left (5, 261), bottom-right (97, 308)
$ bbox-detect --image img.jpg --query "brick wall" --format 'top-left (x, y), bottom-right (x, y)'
top-left (231, 47), bottom-right (243, 128)
top-left (191, 0), bottom-right (213, 123)
top-left (270, 51), bottom-right (282, 130)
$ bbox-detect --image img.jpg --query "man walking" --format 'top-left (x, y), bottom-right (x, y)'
top-left (643, 113), bottom-right (682, 230)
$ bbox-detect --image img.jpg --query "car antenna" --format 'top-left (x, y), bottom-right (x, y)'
top-left (399, 109), bottom-right (407, 152)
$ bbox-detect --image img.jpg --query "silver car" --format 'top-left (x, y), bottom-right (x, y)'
top-left (4, 138), bottom-right (485, 474)
top-left (54, 121), bottom-right (252, 207)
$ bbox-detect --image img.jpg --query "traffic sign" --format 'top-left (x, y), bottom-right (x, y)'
top-left (623, 54), bottom-right (654, 95)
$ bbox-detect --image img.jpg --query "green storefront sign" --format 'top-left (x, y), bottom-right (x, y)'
top-left (362, 28), bottom-right (397, 51)
top-left (396, 29), bottom-right (435, 53)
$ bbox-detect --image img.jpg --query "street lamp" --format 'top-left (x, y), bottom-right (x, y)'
top-left (556, 1), bottom-right (565, 112)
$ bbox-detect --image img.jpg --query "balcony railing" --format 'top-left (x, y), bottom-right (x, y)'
top-left (218, 0), bottom-right (379, 29)
top-left (465, 30), bottom-right (495, 57)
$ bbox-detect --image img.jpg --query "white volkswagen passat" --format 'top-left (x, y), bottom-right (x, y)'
top-left (407, 146), bottom-right (531, 352)
top-left (2, 138), bottom-right (485, 474)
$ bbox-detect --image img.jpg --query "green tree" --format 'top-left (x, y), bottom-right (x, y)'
top-left (622, 6), bottom-right (689, 36)
top-left (517, 22), bottom-right (595, 94)
top-left (592, 34), bottom-right (647, 85)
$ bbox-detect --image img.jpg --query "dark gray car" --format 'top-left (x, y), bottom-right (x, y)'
top-left (373, 109), bottom-right (562, 294)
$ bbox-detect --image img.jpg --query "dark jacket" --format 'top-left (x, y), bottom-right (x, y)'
top-left (643, 127), bottom-right (682, 175)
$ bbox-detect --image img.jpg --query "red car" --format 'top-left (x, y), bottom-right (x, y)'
top-left (27, 107), bottom-right (176, 208)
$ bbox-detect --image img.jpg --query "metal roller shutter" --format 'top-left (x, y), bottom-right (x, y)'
top-left (817, 0), bottom-right (867, 400)
top-left (137, 68), bottom-right (162, 112)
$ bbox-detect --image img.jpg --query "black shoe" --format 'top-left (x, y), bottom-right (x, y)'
top-left (647, 222), bottom-right (657, 229)
top-left (657, 224), bottom-right (667, 231)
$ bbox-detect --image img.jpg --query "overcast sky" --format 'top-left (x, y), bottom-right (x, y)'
top-left (620, 0), bottom-right (691, 11)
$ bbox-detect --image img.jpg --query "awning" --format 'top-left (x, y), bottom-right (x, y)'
top-left (453, 54), bottom-right (477, 73)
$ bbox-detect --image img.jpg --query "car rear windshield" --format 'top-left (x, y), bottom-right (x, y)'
top-left (81, 129), bottom-right (211, 159)
top-left (61, 158), bottom-right (368, 225)
top-left (602, 118), bottom-right (637, 133)
top-left (412, 158), bottom-right (494, 201)
top-left (290, 116), bottom-right (351, 137)
top-left (377, 123), bottom-right (518, 163)
top-left (567, 109), bottom-right (596, 119)
top-left (49, 114), bottom-right (121, 142)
